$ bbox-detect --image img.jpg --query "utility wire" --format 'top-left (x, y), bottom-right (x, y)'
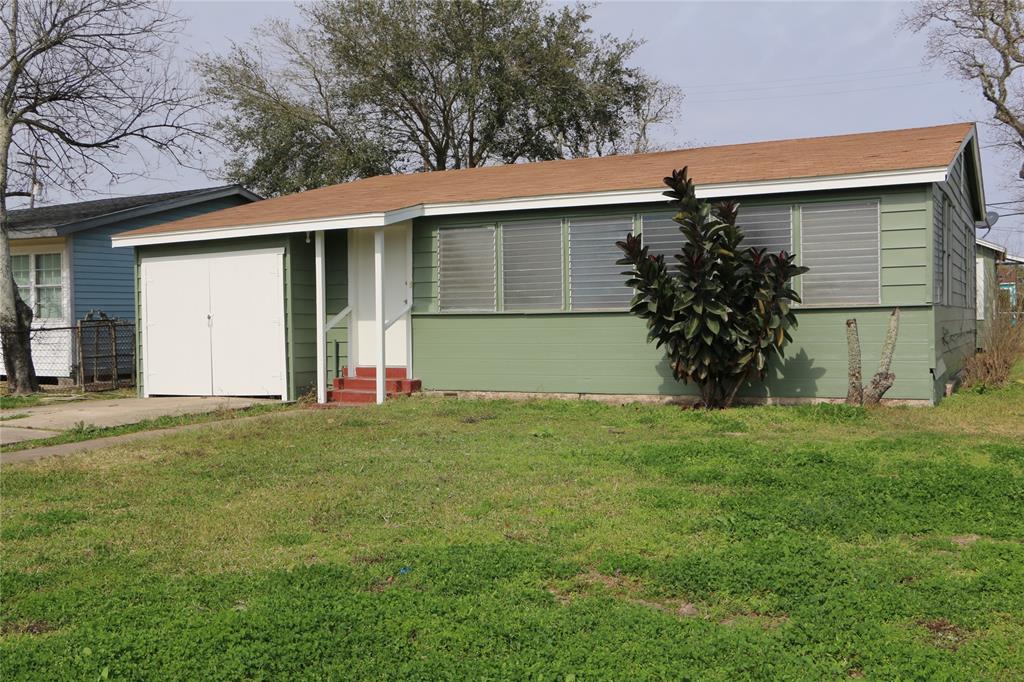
top-left (679, 65), bottom-right (928, 90)
top-left (681, 68), bottom-right (931, 95)
top-left (686, 80), bottom-right (944, 105)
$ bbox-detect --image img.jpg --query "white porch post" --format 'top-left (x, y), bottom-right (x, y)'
top-left (373, 226), bottom-right (386, 404)
top-left (314, 230), bottom-right (327, 404)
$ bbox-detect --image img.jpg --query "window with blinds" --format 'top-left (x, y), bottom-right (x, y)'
top-left (640, 212), bottom-right (681, 261)
top-left (737, 205), bottom-right (792, 253)
top-left (438, 226), bottom-right (497, 311)
top-left (643, 205), bottom-right (792, 260)
top-left (800, 200), bottom-right (880, 305)
top-left (568, 215), bottom-right (634, 310)
top-left (501, 219), bottom-right (564, 310)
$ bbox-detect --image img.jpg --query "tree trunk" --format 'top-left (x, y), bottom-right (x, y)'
top-left (845, 318), bottom-right (863, 405)
top-left (0, 114), bottom-right (41, 394)
top-left (863, 308), bottom-right (900, 406)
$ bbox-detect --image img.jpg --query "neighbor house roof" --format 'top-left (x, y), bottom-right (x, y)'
top-left (8, 185), bottom-right (261, 239)
top-left (114, 122), bottom-right (980, 246)
top-left (976, 238), bottom-right (1008, 258)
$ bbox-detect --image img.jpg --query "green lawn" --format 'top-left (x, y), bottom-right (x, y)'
top-left (2, 372), bottom-right (1023, 680)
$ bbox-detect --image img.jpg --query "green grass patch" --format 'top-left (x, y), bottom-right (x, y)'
top-left (0, 394), bottom-right (41, 410)
top-left (2, 376), bottom-right (1023, 679)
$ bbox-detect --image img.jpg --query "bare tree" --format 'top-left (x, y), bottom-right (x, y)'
top-left (1, 0), bottom-right (207, 393)
top-left (902, 1), bottom-right (1024, 183)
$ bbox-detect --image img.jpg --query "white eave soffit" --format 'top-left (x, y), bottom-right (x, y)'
top-left (112, 165), bottom-right (949, 247)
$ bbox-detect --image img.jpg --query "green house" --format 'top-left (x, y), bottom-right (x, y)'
top-left (113, 123), bottom-right (988, 406)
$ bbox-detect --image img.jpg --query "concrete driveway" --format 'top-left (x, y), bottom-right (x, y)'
top-left (1, 396), bottom-right (272, 445)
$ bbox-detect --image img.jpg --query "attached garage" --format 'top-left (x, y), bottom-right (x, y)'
top-left (140, 248), bottom-right (288, 398)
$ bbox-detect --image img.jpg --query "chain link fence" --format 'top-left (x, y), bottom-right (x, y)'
top-left (1, 319), bottom-right (135, 390)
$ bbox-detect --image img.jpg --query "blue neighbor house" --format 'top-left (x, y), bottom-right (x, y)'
top-left (2, 185), bottom-right (260, 381)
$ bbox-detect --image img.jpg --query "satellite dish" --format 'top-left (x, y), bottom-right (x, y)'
top-left (986, 210), bottom-right (1000, 227)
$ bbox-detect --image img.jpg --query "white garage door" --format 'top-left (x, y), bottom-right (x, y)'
top-left (141, 248), bottom-right (287, 398)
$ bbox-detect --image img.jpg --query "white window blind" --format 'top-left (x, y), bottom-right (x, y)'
top-left (501, 219), bottom-right (564, 310)
top-left (644, 205), bottom-right (792, 260)
top-left (800, 201), bottom-right (880, 305)
top-left (568, 215), bottom-right (634, 310)
top-left (438, 226), bottom-right (496, 311)
top-left (640, 212), bottom-right (681, 261)
top-left (737, 205), bottom-right (792, 253)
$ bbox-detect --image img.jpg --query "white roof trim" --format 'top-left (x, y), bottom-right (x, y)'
top-left (950, 124), bottom-right (986, 219)
top-left (975, 237), bottom-right (1007, 257)
top-left (112, 166), bottom-right (950, 247)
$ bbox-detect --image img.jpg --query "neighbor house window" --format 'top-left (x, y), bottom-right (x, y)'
top-left (501, 219), bottom-right (563, 310)
top-left (568, 215), bottom-right (634, 310)
top-left (438, 226), bottom-right (497, 312)
top-left (800, 200), bottom-right (880, 305)
top-left (11, 252), bottom-right (63, 319)
top-left (933, 196), bottom-right (946, 304)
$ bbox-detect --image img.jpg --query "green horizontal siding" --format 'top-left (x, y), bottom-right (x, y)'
top-left (409, 186), bottom-right (939, 402)
top-left (878, 191), bottom-right (929, 306)
top-left (288, 234), bottom-right (316, 398)
top-left (324, 231), bottom-right (349, 383)
top-left (412, 307), bottom-right (936, 401)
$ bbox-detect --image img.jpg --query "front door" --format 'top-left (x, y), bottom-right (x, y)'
top-left (351, 223), bottom-right (411, 369)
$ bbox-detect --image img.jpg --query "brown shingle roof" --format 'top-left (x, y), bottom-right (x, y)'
top-left (122, 122), bottom-right (974, 238)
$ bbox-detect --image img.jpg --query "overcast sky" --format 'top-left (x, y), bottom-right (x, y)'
top-left (36, 1), bottom-right (1024, 253)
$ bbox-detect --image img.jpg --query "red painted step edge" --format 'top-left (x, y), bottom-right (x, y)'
top-left (352, 366), bottom-right (408, 379)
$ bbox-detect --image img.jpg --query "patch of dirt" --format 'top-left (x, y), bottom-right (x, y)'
top-left (847, 668), bottom-right (865, 678)
top-left (460, 414), bottom-right (495, 424)
top-left (950, 534), bottom-right (982, 547)
top-left (549, 569), bottom-right (703, 619)
top-left (1, 620), bottom-right (57, 636)
top-left (918, 618), bottom-right (969, 650)
top-left (369, 575), bottom-right (395, 592)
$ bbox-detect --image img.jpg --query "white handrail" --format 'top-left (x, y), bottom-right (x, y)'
top-left (325, 305), bottom-right (351, 332)
top-left (383, 302), bottom-right (412, 332)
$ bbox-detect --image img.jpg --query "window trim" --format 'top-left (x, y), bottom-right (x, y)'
top-left (9, 242), bottom-right (69, 322)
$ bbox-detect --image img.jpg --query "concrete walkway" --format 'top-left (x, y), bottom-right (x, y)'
top-left (1, 396), bottom-right (274, 447)
top-left (1, 408), bottom-right (303, 464)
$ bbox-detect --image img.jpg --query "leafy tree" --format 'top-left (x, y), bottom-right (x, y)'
top-left (616, 168), bottom-right (808, 409)
top-left (197, 0), bottom-right (680, 196)
top-left (1, 0), bottom-right (206, 393)
top-left (901, 1), bottom-right (1023, 183)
